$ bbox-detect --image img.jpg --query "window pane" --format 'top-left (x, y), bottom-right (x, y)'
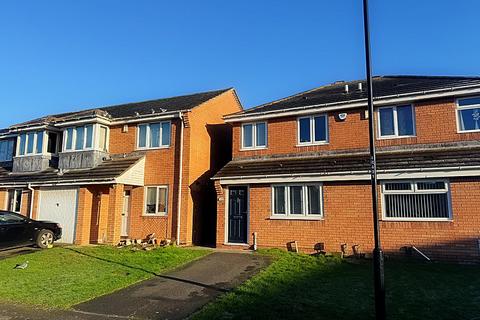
top-left (14, 189), bottom-right (22, 212)
top-left (379, 108), bottom-right (395, 136)
top-left (314, 116), bottom-right (327, 142)
top-left (256, 123), bottom-right (266, 147)
top-left (243, 124), bottom-right (253, 148)
top-left (307, 185), bottom-right (321, 215)
top-left (19, 134), bottom-right (26, 155)
top-left (138, 124), bottom-right (148, 148)
top-left (75, 126), bottom-right (85, 150)
top-left (417, 181), bottom-right (446, 190)
top-left (289, 186), bottom-right (303, 215)
top-left (397, 105), bottom-right (414, 136)
top-left (299, 118), bottom-right (311, 143)
top-left (99, 127), bottom-right (108, 151)
top-left (273, 186), bottom-right (286, 214)
top-left (47, 133), bottom-right (57, 154)
top-left (146, 187), bottom-right (157, 214)
top-left (459, 108), bottom-right (480, 131)
top-left (158, 188), bottom-right (167, 213)
top-left (36, 131), bottom-right (44, 154)
top-left (161, 122), bottom-right (171, 146)
top-left (384, 182), bottom-right (412, 191)
top-left (0, 141), bottom-right (7, 161)
top-left (85, 125), bottom-right (93, 148)
top-left (384, 193), bottom-right (449, 219)
top-left (6, 140), bottom-right (13, 160)
top-left (150, 123), bottom-right (160, 148)
top-left (26, 132), bottom-right (35, 154)
top-left (459, 97), bottom-right (480, 106)
top-left (65, 128), bottom-right (74, 150)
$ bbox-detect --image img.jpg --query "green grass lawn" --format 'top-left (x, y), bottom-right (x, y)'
top-left (193, 249), bottom-right (480, 320)
top-left (0, 245), bottom-right (209, 309)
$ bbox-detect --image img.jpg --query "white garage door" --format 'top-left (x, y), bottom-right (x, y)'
top-left (38, 188), bottom-right (79, 243)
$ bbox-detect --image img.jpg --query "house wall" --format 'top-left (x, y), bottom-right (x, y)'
top-left (232, 98), bottom-right (480, 159)
top-left (216, 178), bottom-right (480, 262)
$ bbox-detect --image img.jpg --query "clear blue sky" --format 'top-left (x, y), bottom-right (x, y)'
top-left (1, 0), bottom-right (479, 128)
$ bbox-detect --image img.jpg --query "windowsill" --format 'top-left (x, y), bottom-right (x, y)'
top-left (296, 142), bottom-right (328, 147)
top-left (269, 215), bottom-right (324, 221)
top-left (142, 214), bottom-right (168, 217)
top-left (377, 134), bottom-right (416, 140)
top-left (61, 149), bottom-right (97, 153)
top-left (136, 146), bottom-right (170, 151)
top-left (240, 146), bottom-right (267, 151)
top-left (457, 129), bottom-right (480, 133)
top-left (381, 218), bottom-right (452, 222)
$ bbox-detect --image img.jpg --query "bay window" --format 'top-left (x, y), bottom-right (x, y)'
top-left (137, 121), bottom-right (171, 149)
top-left (298, 114), bottom-right (328, 145)
top-left (63, 124), bottom-right (105, 152)
top-left (271, 184), bottom-right (323, 218)
top-left (381, 180), bottom-right (451, 221)
top-left (457, 96), bottom-right (480, 132)
top-left (0, 139), bottom-right (14, 161)
top-left (17, 131), bottom-right (45, 156)
top-left (241, 122), bottom-right (267, 149)
top-left (377, 105), bottom-right (415, 138)
top-left (144, 186), bottom-right (168, 215)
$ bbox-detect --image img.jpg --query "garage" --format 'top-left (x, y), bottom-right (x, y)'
top-left (37, 188), bottom-right (79, 243)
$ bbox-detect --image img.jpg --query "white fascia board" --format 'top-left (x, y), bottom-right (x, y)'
top-left (55, 117), bottom-right (112, 127)
top-left (216, 167), bottom-right (480, 185)
top-left (110, 111), bottom-right (184, 125)
top-left (224, 87), bottom-right (480, 123)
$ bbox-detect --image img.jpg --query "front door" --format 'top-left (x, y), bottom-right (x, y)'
top-left (228, 186), bottom-right (248, 244)
top-left (121, 191), bottom-right (131, 237)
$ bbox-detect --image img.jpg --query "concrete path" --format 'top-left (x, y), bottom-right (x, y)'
top-left (74, 251), bottom-right (269, 320)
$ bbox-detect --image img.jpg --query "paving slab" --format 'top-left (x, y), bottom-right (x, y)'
top-left (73, 252), bottom-right (270, 320)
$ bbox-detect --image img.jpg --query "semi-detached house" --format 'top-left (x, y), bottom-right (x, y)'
top-left (0, 88), bottom-right (242, 246)
top-left (214, 76), bottom-right (480, 262)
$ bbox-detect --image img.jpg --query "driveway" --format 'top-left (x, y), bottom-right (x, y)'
top-left (0, 251), bottom-right (270, 320)
top-left (0, 246), bottom-right (39, 260)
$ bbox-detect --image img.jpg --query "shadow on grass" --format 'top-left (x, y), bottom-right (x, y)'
top-left (65, 247), bottom-right (230, 294)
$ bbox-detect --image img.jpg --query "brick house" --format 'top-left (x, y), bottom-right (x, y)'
top-left (214, 76), bottom-right (480, 262)
top-left (0, 88), bottom-right (242, 245)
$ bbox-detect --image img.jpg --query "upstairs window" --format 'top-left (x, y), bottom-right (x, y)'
top-left (457, 97), bottom-right (480, 132)
top-left (381, 180), bottom-right (451, 221)
top-left (298, 115), bottom-right (328, 145)
top-left (17, 131), bottom-right (44, 156)
top-left (377, 105), bottom-right (415, 138)
top-left (241, 122), bottom-right (267, 149)
top-left (271, 184), bottom-right (323, 218)
top-left (64, 125), bottom-right (94, 151)
top-left (0, 139), bottom-right (14, 161)
top-left (137, 122), bottom-right (171, 149)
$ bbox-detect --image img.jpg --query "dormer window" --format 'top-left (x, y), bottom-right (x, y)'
top-left (17, 131), bottom-right (44, 156)
top-left (0, 139), bottom-right (14, 161)
top-left (63, 124), bottom-right (107, 152)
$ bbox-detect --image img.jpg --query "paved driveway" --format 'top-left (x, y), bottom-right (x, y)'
top-left (0, 246), bottom-right (39, 260)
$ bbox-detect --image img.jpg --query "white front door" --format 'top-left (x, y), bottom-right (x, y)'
top-left (38, 188), bottom-right (78, 243)
top-left (121, 191), bottom-right (130, 237)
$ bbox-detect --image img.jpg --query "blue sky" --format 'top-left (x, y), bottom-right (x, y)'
top-left (1, 0), bottom-right (479, 128)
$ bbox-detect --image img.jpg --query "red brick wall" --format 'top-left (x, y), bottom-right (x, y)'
top-left (232, 98), bottom-right (480, 159)
top-left (216, 178), bottom-right (480, 262)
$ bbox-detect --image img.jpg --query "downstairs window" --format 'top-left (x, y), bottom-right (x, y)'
top-left (271, 184), bottom-right (323, 218)
top-left (381, 180), bottom-right (451, 221)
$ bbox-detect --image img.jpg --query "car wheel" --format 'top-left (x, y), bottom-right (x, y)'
top-left (36, 230), bottom-right (54, 249)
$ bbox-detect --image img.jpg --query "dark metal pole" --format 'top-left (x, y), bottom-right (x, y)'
top-left (362, 0), bottom-right (386, 319)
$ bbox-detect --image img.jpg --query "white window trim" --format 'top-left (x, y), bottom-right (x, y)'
top-left (136, 121), bottom-right (171, 150)
top-left (240, 122), bottom-right (268, 150)
top-left (297, 114), bottom-right (329, 146)
top-left (270, 183), bottom-right (324, 220)
top-left (6, 189), bottom-right (23, 213)
top-left (62, 124), bottom-right (107, 152)
top-left (16, 131), bottom-right (46, 157)
top-left (456, 97), bottom-right (480, 133)
top-left (377, 105), bottom-right (416, 139)
top-left (380, 179), bottom-right (452, 222)
top-left (143, 185), bottom-right (168, 216)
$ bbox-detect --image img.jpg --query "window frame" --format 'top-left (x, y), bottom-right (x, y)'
top-left (270, 183), bottom-right (324, 220)
top-left (16, 131), bottom-right (45, 157)
top-left (143, 185), bottom-right (168, 216)
top-left (240, 122), bottom-right (267, 150)
top-left (380, 179), bottom-right (452, 222)
top-left (0, 139), bottom-right (15, 161)
top-left (6, 189), bottom-right (23, 213)
top-left (297, 114), bottom-right (329, 146)
top-left (376, 105), bottom-right (416, 139)
top-left (456, 96), bottom-right (480, 133)
top-left (136, 121), bottom-right (172, 150)
top-left (63, 125), bottom-right (95, 152)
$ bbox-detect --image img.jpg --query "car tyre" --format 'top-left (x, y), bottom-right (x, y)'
top-left (36, 229), bottom-right (54, 249)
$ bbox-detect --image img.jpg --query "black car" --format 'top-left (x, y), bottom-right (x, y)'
top-left (0, 211), bottom-right (62, 250)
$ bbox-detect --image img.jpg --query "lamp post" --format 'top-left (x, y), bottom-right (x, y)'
top-left (362, 0), bottom-right (386, 319)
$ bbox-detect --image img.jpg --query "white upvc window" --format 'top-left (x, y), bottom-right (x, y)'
top-left (17, 131), bottom-right (45, 156)
top-left (271, 184), bottom-right (323, 219)
top-left (144, 186), bottom-right (168, 216)
top-left (241, 122), bottom-right (267, 150)
top-left (63, 124), bottom-right (108, 152)
top-left (137, 121), bottom-right (171, 149)
top-left (457, 96), bottom-right (480, 132)
top-left (6, 189), bottom-right (22, 213)
top-left (381, 180), bottom-right (452, 221)
top-left (377, 105), bottom-right (416, 139)
top-left (297, 114), bottom-right (328, 145)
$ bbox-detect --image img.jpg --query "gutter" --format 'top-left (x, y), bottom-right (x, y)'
top-left (27, 183), bottom-right (34, 218)
top-left (176, 112), bottom-right (185, 246)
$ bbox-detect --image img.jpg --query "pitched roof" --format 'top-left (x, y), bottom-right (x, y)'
top-left (233, 76), bottom-right (480, 117)
top-left (11, 88), bottom-right (232, 128)
top-left (0, 156), bottom-right (142, 185)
